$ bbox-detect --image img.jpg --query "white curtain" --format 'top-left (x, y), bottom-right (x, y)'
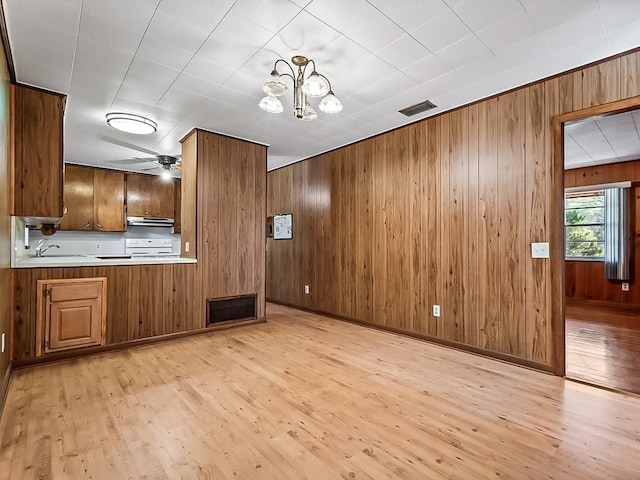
top-left (604, 187), bottom-right (631, 281)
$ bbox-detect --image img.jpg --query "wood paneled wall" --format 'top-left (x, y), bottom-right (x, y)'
top-left (0, 25), bottom-right (11, 400)
top-left (12, 130), bottom-right (267, 361)
top-left (267, 49), bottom-right (640, 369)
top-left (565, 160), bottom-right (640, 307)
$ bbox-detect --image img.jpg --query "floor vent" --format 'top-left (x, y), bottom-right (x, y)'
top-left (399, 99), bottom-right (437, 117)
top-left (207, 294), bottom-right (256, 325)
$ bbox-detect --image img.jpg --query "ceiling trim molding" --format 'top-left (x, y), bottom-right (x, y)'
top-left (0, 0), bottom-right (16, 82)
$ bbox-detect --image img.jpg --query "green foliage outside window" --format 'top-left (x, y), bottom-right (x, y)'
top-left (565, 191), bottom-right (605, 259)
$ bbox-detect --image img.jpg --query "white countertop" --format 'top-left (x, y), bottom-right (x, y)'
top-left (12, 255), bottom-right (197, 268)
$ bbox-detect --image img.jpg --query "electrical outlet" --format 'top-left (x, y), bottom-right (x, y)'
top-left (433, 305), bottom-right (440, 317)
top-left (304, 285), bottom-right (310, 294)
top-left (1, 333), bottom-right (5, 353)
top-left (622, 282), bottom-right (630, 291)
top-left (96, 242), bottom-right (100, 249)
top-left (531, 242), bottom-right (550, 258)
top-left (185, 242), bottom-right (190, 253)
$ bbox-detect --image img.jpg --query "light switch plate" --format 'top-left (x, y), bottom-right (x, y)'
top-left (531, 242), bottom-right (550, 259)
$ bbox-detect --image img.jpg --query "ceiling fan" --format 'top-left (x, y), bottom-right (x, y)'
top-left (100, 136), bottom-right (182, 177)
top-left (111, 154), bottom-right (182, 177)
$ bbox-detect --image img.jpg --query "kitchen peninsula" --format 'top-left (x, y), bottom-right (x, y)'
top-left (9, 84), bottom-right (267, 365)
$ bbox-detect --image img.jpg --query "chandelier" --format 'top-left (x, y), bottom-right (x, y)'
top-left (259, 55), bottom-right (342, 121)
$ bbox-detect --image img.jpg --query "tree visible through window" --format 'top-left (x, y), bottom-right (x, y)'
top-left (565, 190), bottom-right (605, 259)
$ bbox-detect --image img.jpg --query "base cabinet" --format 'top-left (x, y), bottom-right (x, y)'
top-left (36, 277), bottom-right (107, 356)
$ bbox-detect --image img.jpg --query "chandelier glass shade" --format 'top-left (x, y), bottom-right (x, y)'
top-left (259, 55), bottom-right (342, 121)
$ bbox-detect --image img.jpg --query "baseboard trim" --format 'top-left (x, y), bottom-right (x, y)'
top-left (13, 317), bottom-right (266, 369)
top-left (0, 362), bottom-right (13, 421)
top-left (267, 299), bottom-right (553, 374)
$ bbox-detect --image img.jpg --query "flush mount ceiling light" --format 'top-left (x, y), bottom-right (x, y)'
top-left (259, 55), bottom-right (342, 120)
top-left (105, 112), bottom-right (157, 135)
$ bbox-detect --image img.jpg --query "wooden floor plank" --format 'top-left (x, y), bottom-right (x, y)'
top-left (566, 301), bottom-right (640, 394)
top-left (1, 303), bottom-right (640, 479)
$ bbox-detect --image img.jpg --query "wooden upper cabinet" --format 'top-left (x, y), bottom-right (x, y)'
top-left (174, 179), bottom-right (181, 233)
top-left (126, 173), bottom-right (175, 218)
top-left (60, 165), bottom-right (125, 232)
top-left (11, 84), bottom-right (65, 217)
top-left (94, 169), bottom-right (125, 231)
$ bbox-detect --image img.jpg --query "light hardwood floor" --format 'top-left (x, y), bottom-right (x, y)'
top-left (2, 303), bottom-right (640, 479)
top-left (566, 301), bottom-right (640, 394)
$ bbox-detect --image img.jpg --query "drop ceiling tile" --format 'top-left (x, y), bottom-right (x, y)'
top-left (402, 54), bottom-right (451, 83)
top-left (306, 0), bottom-right (405, 52)
top-left (136, 38), bottom-right (194, 71)
top-left (183, 56), bottom-right (236, 84)
top-left (366, 0), bottom-right (449, 32)
top-left (476, 10), bottom-right (539, 52)
top-left (154, 87), bottom-right (208, 116)
top-left (410, 9), bottom-right (473, 52)
top-left (336, 54), bottom-right (397, 96)
top-left (72, 37), bottom-right (133, 79)
top-left (144, 12), bottom-right (210, 53)
top-left (375, 34), bottom-right (432, 70)
top-left (435, 35), bottom-right (492, 70)
top-left (157, 0), bottom-right (236, 40)
top-left (117, 76), bottom-right (169, 105)
top-left (452, 0), bottom-right (523, 32)
top-left (351, 71), bottom-right (419, 105)
top-left (598, 0), bottom-right (640, 31)
top-left (520, 0), bottom-right (598, 31)
top-left (231, 0), bottom-right (302, 34)
top-left (607, 19), bottom-right (640, 52)
top-left (6, 12), bottom-right (78, 54)
top-left (13, 57), bottom-right (71, 94)
top-left (455, 53), bottom-right (505, 82)
top-left (493, 33), bottom-right (552, 69)
top-left (539, 8), bottom-right (607, 52)
top-left (311, 35), bottom-right (371, 80)
top-left (127, 57), bottom-right (181, 87)
top-left (196, 12), bottom-right (273, 71)
top-left (172, 73), bottom-right (222, 98)
top-left (79, 13), bottom-right (145, 53)
top-left (11, 40), bottom-right (74, 82)
top-left (6, 1), bottom-right (81, 36)
top-left (82, 0), bottom-right (158, 32)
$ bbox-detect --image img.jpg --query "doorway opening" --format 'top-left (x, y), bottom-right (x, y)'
top-left (558, 99), bottom-right (640, 394)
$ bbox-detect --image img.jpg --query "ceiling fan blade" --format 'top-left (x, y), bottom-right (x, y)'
top-left (99, 136), bottom-right (159, 156)
top-left (110, 156), bottom-right (156, 165)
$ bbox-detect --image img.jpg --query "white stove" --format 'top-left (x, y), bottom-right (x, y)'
top-left (125, 238), bottom-right (178, 257)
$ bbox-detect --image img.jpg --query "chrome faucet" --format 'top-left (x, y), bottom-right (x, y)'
top-left (35, 239), bottom-right (60, 257)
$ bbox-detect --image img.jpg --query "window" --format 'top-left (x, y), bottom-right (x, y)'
top-left (565, 190), bottom-right (605, 259)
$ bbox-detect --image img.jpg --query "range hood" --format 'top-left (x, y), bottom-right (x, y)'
top-left (126, 216), bottom-right (174, 227)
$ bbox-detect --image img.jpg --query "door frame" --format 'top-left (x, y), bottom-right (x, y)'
top-left (551, 95), bottom-right (640, 376)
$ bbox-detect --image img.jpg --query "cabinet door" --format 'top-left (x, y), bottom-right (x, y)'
top-left (94, 169), bottom-right (125, 231)
top-left (60, 165), bottom-right (94, 231)
top-left (12, 85), bottom-right (65, 217)
top-left (38, 278), bottom-right (106, 355)
top-left (126, 173), bottom-right (175, 218)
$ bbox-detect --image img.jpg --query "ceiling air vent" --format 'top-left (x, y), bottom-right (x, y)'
top-left (399, 99), bottom-right (437, 117)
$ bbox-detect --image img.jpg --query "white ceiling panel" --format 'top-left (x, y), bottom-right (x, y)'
top-left (435, 35), bottom-right (492, 70)
top-left (306, 0), bottom-right (405, 52)
top-left (410, 9), bottom-right (473, 53)
top-left (3, 0), bottom-right (640, 172)
top-left (366, 0), bottom-right (449, 32)
top-left (375, 34), bottom-right (432, 71)
top-left (475, 10), bottom-right (539, 52)
top-left (452, 0), bottom-right (523, 32)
